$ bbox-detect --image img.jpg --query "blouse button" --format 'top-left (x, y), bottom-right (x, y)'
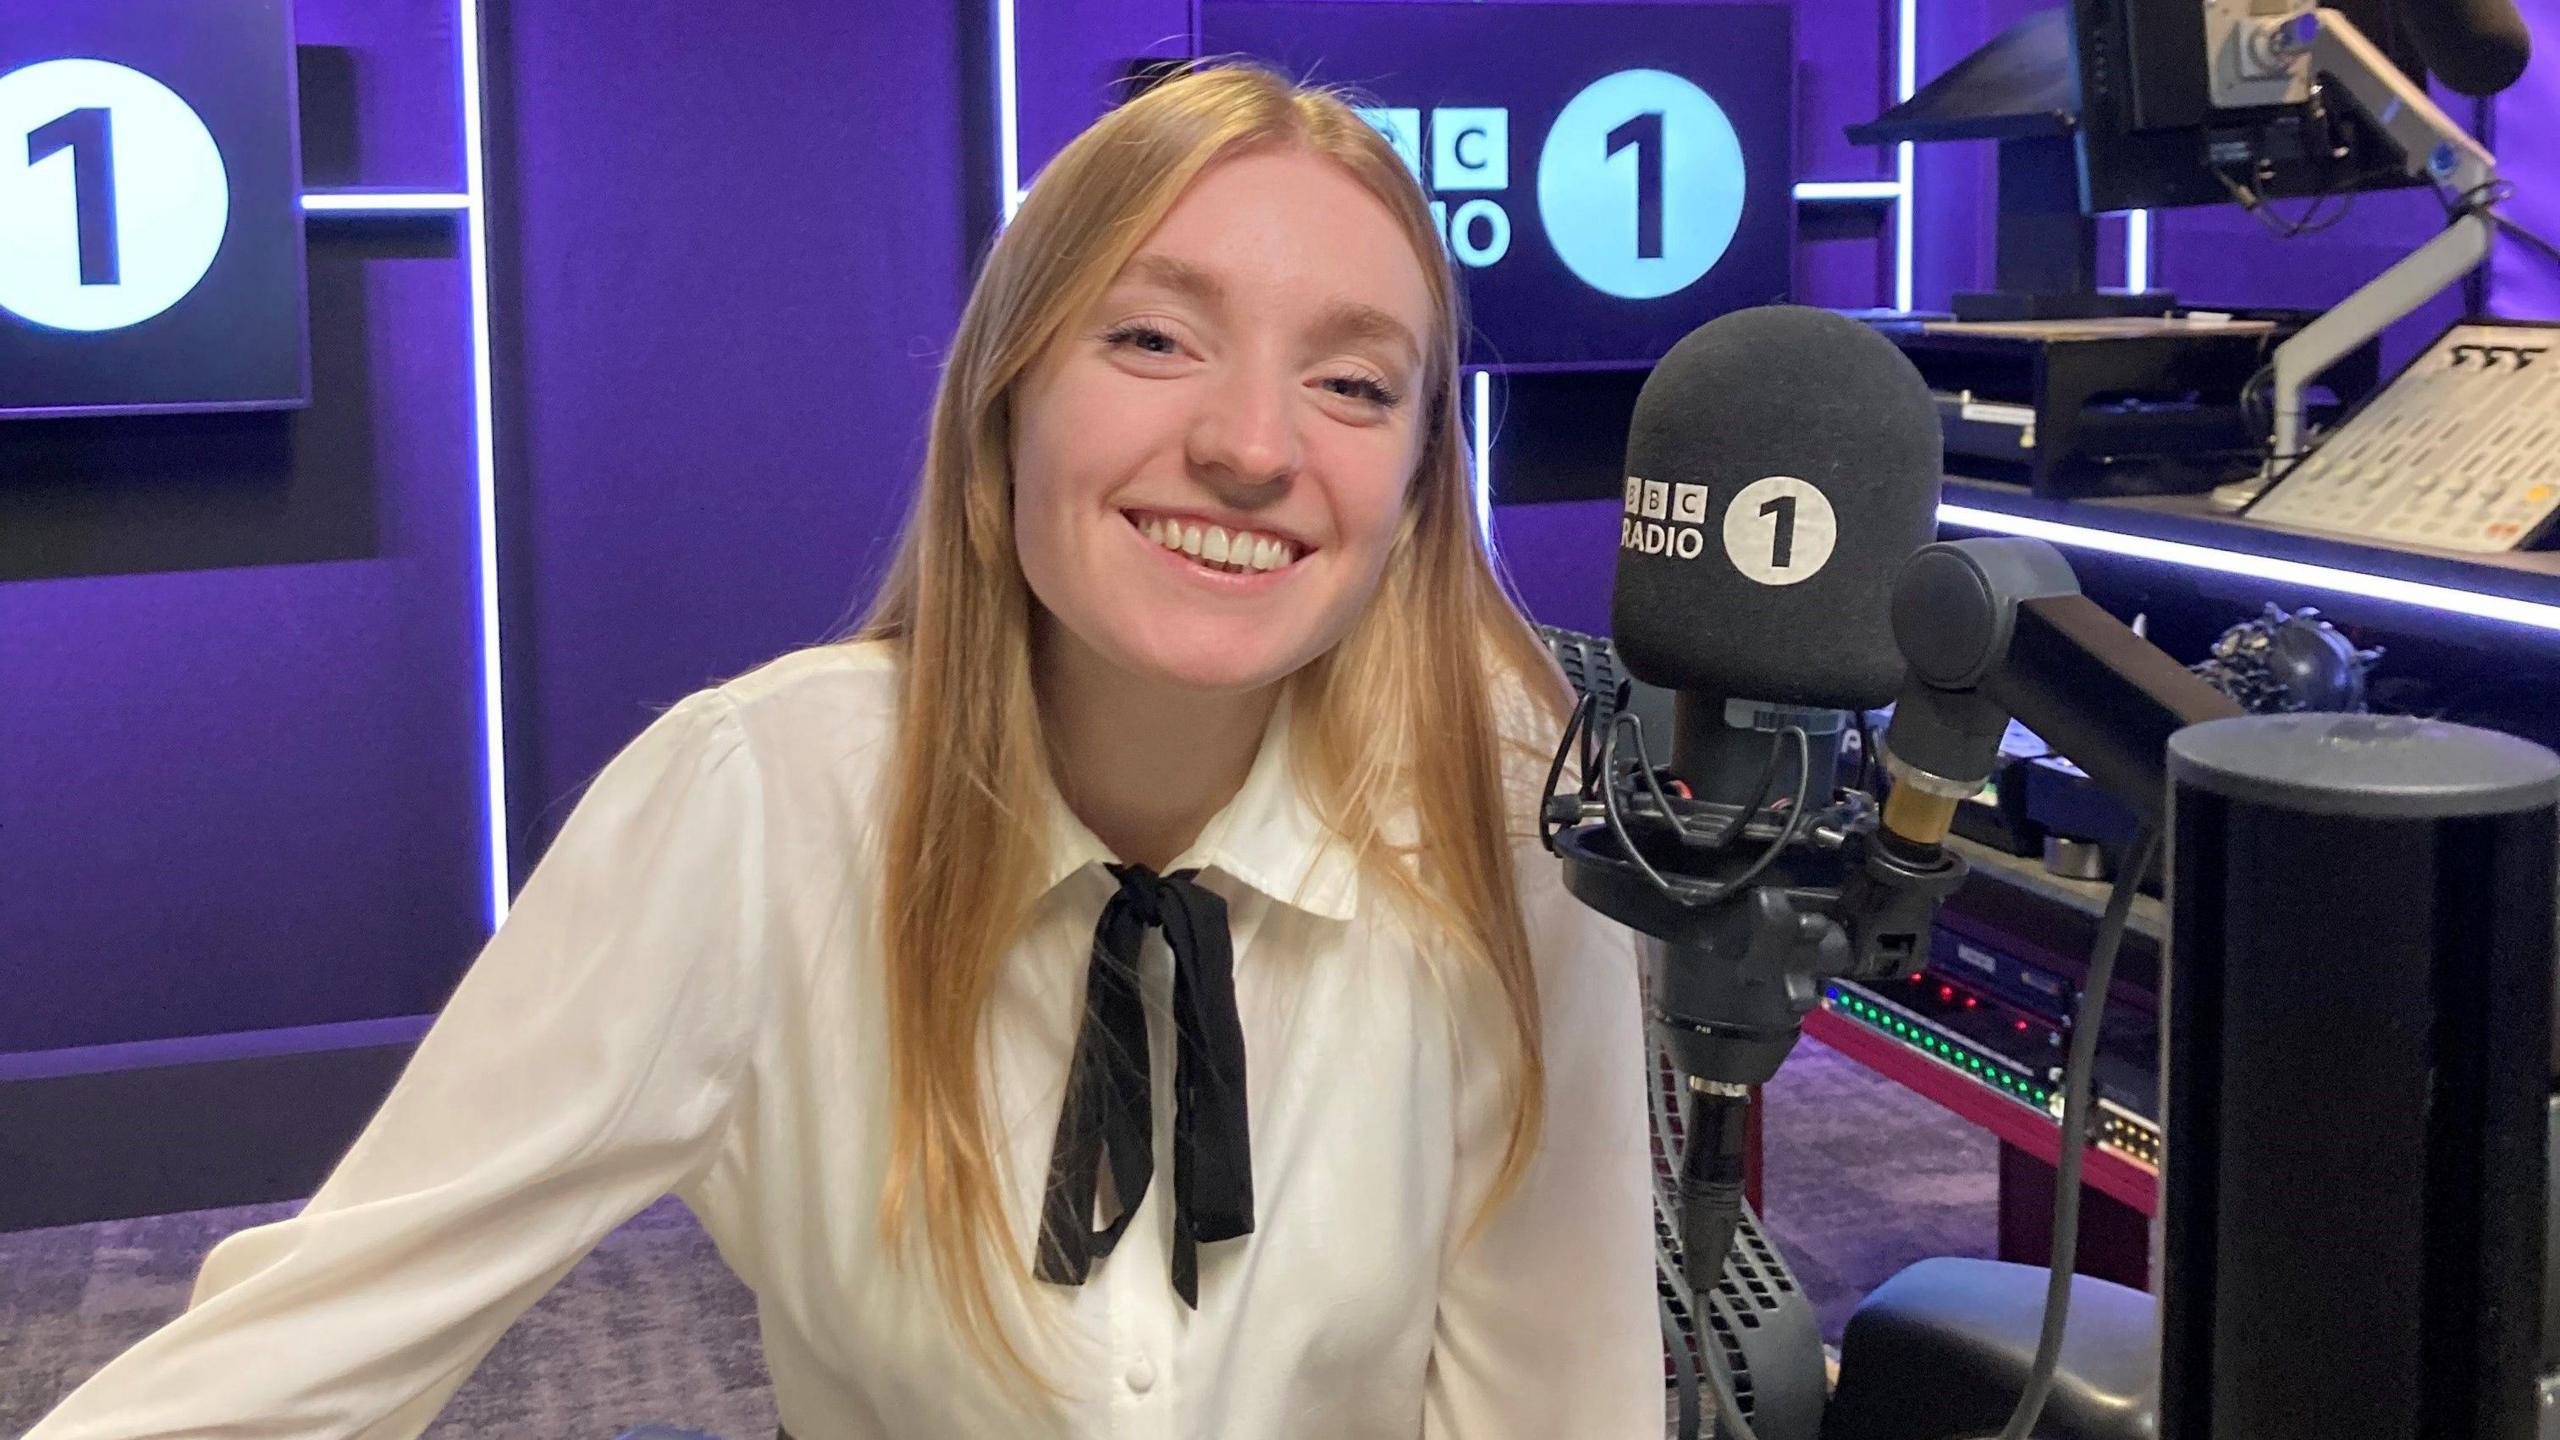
top-left (1125, 1357), bottom-right (1158, 1394)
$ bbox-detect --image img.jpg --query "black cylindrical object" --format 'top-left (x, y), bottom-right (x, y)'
top-left (2162, 713), bottom-right (2560, 1440)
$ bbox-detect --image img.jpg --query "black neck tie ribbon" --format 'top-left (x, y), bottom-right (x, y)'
top-left (1035, 862), bottom-right (1254, 1308)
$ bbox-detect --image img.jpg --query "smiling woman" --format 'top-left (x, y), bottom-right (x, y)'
top-left (834, 61), bottom-right (1658, 1436)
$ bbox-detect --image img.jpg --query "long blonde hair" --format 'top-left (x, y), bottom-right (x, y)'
top-left (844, 62), bottom-right (1572, 1392)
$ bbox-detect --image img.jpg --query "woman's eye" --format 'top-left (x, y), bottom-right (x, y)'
top-left (1321, 374), bottom-right (1404, 408)
top-left (1102, 323), bottom-right (1181, 356)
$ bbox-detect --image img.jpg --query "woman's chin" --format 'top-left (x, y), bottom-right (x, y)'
top-left (1122, 637), bottom-right (1304, 696)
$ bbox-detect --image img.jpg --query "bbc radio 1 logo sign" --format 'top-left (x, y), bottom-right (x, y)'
top-left (0, 0), bottom-right (306, 419)
top-left (1195, 2), bottom-right (1790, 370)
top-left (0, 59), bottom-right (231, 333)
top-left (1361, 69), bottom-right (1748, 301)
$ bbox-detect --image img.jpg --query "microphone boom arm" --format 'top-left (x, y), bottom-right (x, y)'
top-left (1880, 537), bottom-right (2246, 846)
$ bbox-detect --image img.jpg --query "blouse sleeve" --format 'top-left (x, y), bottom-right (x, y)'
top-left (23, 689), bottom-right (772, 1440)
top-left (1421, 834), bottom-right (1662, 1440)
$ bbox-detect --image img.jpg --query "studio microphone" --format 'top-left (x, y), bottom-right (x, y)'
top-left (2394, 0), bottom-right (2532, 97)
top-left (1611, 304), bottom-right (1943, 851)
top-left (1549, 301), bottom-right (1962, 1089)
top-left (1558, 305), bottom-right (1960, 1325)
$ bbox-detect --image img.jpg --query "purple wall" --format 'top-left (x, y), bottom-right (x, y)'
top-left (292, 0), bottom-right (464, 188)
top-left (2, 0), bottom-right (488, 1055)
top-left (3, 0), bottom-right (982, 1061)
top-left (2495, 0), bottom-right (2560, 318)
top-left (491, 2), bottom-right (982, 871)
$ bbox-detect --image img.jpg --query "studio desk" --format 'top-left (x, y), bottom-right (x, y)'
top-left (1798, 834), bottom-right (2168, 1290)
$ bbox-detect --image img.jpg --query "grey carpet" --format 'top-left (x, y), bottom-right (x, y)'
top-left (2, 1036), bottom-right (1993, 1436)
top-left (1756, 1037), bottom-right (2002, 1342)
top-left (0, 1193), bottom-right (777, 1440)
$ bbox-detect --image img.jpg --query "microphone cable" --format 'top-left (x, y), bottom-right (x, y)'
top-left (1679, 1084), bottom-right (1762, 1440)
top-left (1961, 822), bottom-right (2161, 1440)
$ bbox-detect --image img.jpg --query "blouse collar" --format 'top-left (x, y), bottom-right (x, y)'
top-left (1032, 688), bottom-right (1361, 922)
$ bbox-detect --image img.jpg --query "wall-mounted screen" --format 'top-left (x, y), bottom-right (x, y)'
top-left (1197, 1), bottom-right (1794, 370)
top-left (0, 0), bottom-right (308, 418)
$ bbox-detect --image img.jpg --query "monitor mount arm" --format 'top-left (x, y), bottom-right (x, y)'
top-left (2205, 6), bottom-right (2501, 471)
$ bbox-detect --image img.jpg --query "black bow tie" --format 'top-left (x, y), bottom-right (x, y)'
top-left (1035, 862), bottom-right (1255, 1308)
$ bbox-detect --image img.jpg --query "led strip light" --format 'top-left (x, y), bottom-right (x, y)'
top-left (1940, 502), bottom-right (2560, 635)
top-left (998, 0), bottom-right (1023, 222)
top-left (1895, 0), bottom-right (1918, 313)
top-left (457, 0), bottom-right (506, 929)
top-left (300, 191), bottom-right (471, 214)
top-left (1472, 369), bottom-right (1493, 544)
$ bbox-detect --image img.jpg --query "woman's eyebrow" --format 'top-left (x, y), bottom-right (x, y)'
top-left (1311, 300), bottom-right (1421, 371)
top-left (1118, 253), bottom-right (1226, 306)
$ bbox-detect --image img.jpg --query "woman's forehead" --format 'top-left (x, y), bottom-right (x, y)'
top-left (1113, 150), bottom-right (1438, 336)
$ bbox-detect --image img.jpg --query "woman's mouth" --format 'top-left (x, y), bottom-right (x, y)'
top-left (1122, 509), bottom-right (1311, 586)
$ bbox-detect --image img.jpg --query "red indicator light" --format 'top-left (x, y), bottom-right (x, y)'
top-left (1964, 996), bottom-right (1979, 1009)
top-left (2014, 1019), bottom-right (2030, 1032)
top-left (1938, 985), bottom-right (1955, 1002)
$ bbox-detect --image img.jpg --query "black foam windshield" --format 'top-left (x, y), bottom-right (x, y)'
top-left (1610, 306), bottom-right (1943, 709)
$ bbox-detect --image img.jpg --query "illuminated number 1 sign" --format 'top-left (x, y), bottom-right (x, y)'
top-left (0, 58), bottom-right (230, 334)
top-left (1538, 68), bottom-right (1747, 301)
top-left (0, 1), bottom-right (305, 417)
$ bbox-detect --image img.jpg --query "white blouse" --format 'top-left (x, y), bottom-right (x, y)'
top-left (25, 640), bottom-right (1661, 1440)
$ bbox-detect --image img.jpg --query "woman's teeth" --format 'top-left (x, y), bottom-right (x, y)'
top-left (1135, 514), bottom-right (1302, 574)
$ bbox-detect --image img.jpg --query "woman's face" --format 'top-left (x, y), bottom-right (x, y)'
top-left (1010, 145), bottom-right (1437, 696)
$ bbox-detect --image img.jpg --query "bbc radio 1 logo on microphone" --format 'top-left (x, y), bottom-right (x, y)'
top-left (1624, 473), bottom-right (1840, 585)
top-left (1360, 68), bottom-right (1747, 296)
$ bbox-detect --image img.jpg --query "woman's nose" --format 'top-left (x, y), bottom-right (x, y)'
top-left (1184, 362), bottom-right (1302, 487)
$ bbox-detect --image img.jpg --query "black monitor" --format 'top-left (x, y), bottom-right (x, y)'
top-left (2072, 0), bottom-right (2431, 213)
top-left (1850, 3), bottom-right (2434, 317)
